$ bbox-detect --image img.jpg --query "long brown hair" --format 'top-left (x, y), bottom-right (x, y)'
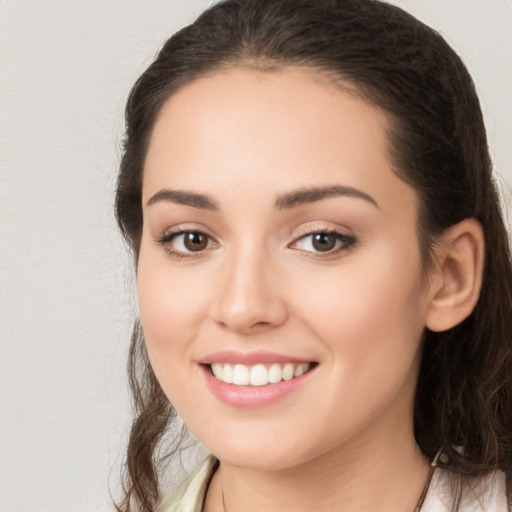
top-left (115, 0), bottom-right (512, 510)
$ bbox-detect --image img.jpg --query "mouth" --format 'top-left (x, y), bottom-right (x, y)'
top-left (206, 362), bottom-right (316, 386)
top-left (200, 354), bottom-right (318, 407)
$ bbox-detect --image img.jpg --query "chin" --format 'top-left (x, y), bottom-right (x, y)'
top-left (197, 428), bottom-right (328, 472)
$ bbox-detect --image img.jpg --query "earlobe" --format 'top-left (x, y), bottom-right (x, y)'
top-left (425, 218), bottom-right (485, 333)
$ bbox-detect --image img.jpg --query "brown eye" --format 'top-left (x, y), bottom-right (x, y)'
top-left (157, 230), bottom-right (215, 257)
top-left (312, 233), bottom-right (337, 252)
top-left (290, 230), bottom-right (356, 256)
top-left (183, 232), bottom-right (209, 251)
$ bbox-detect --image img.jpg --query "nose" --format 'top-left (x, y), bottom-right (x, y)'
top-left (211, 246), bottom-right (288, 335)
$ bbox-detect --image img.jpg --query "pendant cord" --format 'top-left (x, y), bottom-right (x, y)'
top-left (413, 449), bottom-right (441, 512)
top-left (221, 470), bottom-right (227, 512)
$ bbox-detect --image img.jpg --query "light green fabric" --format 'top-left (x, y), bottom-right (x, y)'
top-left (156, 455), bottom-right (218, 512)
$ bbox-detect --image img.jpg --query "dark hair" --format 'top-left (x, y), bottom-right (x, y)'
top-left (115, 0), bottom-right (512, 510)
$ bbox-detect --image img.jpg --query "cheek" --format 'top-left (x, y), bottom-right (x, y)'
top-left (291, 254), bottom-right (426, 437)
top-left (138, 274), bottom-right (196, 336)
top-left (294, 244), bottom-right (427, 365)
top-left (136, 244), bottom-right (208, 364)
top-left (137, 260), bottom-right (209, 412)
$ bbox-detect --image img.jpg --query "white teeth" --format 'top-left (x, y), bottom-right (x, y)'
top-left (210, 362), bottom-right (311, 386)
top-left (232, 364), bottom-right (250, 385)
top-left (250, 364), bottom-right (268, 386)
top-left (211, 363), bottom-right (223, 380)
top-left (268, 363), bottom-right (282, 383)
top-left (282, 363), bottom-right (294, 381)
top-left (223, 364), bottom-right (233, 384)
top-left (294, 363), bottom-right (308, 377)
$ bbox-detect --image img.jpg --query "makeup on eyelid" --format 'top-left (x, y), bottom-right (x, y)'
top-left (155, 227), bottom-right (357, 259)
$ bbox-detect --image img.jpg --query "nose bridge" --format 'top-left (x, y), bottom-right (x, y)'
top-left (213, 237), bottom-right (287, 333)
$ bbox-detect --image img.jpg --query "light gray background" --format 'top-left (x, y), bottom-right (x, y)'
top-left (1, 1), bottom-right (511, 511)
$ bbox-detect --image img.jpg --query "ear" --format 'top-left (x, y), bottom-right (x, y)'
top-left (425, 218), bottom-right (485, 332)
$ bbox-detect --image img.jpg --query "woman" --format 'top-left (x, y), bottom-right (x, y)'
top-left (115, 0), bottom-right (512, 510)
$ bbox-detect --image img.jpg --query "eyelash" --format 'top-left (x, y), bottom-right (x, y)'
top-left (290, 229), bottom-right (357, 258)
top-left (155, 228), bottom-right (357, 259)
top-left (156, 230), bottom-right (217, 259)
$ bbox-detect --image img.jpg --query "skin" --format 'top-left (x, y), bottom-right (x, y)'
top-left (137, 67), bottom-right (452, 511)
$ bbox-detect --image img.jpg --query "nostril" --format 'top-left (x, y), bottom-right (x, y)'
top-left (253, 321), bottom-right (272, 328)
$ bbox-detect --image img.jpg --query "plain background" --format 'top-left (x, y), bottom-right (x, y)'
top-left (1, 1), bottom-right (511, 510)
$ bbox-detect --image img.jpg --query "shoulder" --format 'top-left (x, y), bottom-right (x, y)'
top-left (423, 468), bottom-right (511, 512)
top-left (156, 455), bottom-right (219, 512)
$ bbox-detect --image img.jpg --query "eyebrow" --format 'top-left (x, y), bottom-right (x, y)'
top-left (146, 184), bottom-right (378, 211)
top-left (275, 185), bottom-right (379, 209)
top-left (146, 189), bottom-right (218, 210)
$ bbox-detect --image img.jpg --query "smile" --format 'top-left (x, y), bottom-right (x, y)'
top-left (209, 362), bottom-right (311, 386)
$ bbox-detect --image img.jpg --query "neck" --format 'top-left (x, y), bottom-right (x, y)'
top-left (204, 424), bottom-right (430, 512)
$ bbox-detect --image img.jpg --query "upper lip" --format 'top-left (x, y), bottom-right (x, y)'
top-left (198, 350), bottom-right (314, 366)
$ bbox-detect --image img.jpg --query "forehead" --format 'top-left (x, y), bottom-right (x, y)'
top-left (148, 66), bottom-right (388, 156)
top-left (143, 67), bottom-right (416, 217)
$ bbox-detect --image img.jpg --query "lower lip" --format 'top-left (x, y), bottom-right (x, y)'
top-left (201, 365), bottom-right (314, 408)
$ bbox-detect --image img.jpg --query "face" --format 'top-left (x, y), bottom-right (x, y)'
top-left (138, 67), bottom-right (435, 471)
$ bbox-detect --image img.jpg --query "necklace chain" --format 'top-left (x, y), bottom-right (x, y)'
top-left (413, 450), bottom-right (441, 512)
top-left (221, 451), bottom-right (441, 512)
